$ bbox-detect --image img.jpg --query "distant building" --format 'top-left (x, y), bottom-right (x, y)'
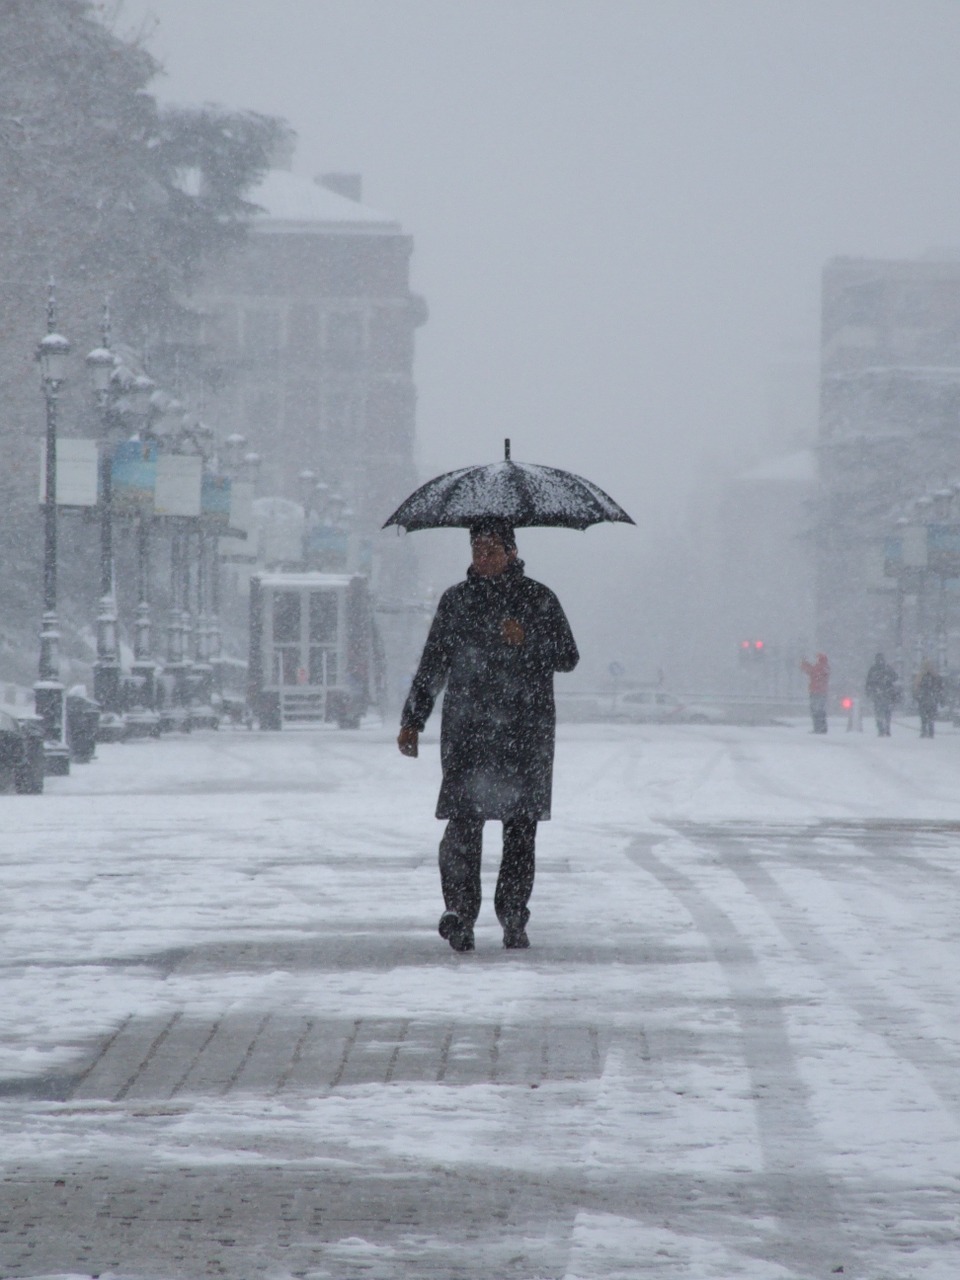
top-left (716, 449), bottom-right (816, 689)
top-left (192, 166), bottom-right (427, 540)
top-left (675, 350), bottom-right (817, 695)
top-left (817, 255), bottom-right (960, 685)
top-left (188, 162), bottom-right (428, 701)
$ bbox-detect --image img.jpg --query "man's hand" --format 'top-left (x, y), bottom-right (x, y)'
top-left (501, 617), bottom-right (525, 645)
top-left (397, 725), bottom-right (419, 757)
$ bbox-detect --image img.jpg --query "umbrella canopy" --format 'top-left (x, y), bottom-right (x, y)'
top-left (383, 439), bottom-right (635, 532)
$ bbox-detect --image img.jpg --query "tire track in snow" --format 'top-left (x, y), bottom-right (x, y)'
top-left (625, 832), bottom-right (847, 1278)
top-left (706, 827), bottom-right (960, 1119)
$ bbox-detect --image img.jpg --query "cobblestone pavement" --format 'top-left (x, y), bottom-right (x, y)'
top-left (0, 987), bottom-right (841, 1280)
top-left (0, 913), bottom-right (622, 1280)
top-left (0, 945), bottom-right (625, 1280)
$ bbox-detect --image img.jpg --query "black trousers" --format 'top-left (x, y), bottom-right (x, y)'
top-left (439, 815), bottom-right (537, 928)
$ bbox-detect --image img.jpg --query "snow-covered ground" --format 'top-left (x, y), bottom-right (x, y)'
top-left (2, 717), bottom-right (960, 1279)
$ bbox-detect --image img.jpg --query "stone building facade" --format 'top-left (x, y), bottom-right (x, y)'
top-left (192, 165), bottom-right (427, 559)
top-left (715, 449), bottom-right (817, 695)
top-left (187, 165), bottom-right (428, 703)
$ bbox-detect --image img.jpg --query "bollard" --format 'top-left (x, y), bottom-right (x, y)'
top-left (841, 695), bottom-right (863, 732)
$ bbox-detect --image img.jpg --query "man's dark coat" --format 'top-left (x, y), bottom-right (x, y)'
top-left (401, 560), bottom-right (579, 820)
top-left (916, 669), bottom-right (944, 714)
top-left (865, 657), bottom-right (898, 706)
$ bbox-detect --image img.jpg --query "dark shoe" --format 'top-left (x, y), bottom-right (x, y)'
top-left (438, 910), bottom-right (474, 952)
top-left (502, 921), bottom-right (530, 950)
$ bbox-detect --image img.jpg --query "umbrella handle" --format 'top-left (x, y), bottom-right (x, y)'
top-left (504, 437), bottom-right (510, 461)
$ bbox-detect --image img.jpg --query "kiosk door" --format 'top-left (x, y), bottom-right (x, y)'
top-left (309, 590), bottom-right (340, 688)
top-left (270, 590), bottom-right (303, 686)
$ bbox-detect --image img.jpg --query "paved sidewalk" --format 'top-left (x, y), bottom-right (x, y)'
top-left (0, 927), bottom-right (651, 1280)
top-left (4, 727), bottom-right (960, 1279)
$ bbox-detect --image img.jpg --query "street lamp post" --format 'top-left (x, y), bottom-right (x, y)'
top-left (124, 379), bottom-right (162, 736)
top-left (244, 451), bottom-right (262, 494)
top-left (86, 328), bottom-right (122, 732)
top-left (915, 494), bottom-right (934, 672)
top-left (34, 293), bottom-right (72, 775)
top-left (161, 524), bottom-right (186, 731)
top-left (190, 420), bottom-right (218, 729)
top-left (298, 468), bottom-right (317, 567)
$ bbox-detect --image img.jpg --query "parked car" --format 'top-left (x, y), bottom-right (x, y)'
top-left (608, 689), bottom-right (724, 725)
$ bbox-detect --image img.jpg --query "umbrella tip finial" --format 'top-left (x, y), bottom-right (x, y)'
top-left (505, 437), bottom-right (511, 461)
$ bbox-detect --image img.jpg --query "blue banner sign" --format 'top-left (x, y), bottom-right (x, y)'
top-left (201, 472), bottom-right (232, 528)
top-left (883, 536), bottom-right (902, 575)
top-left (111, 440), bottom-right (157, 514)
top-left (927, 523), bottom-right (960, 575)
top-left (307, 526), bottom-right (349, 560)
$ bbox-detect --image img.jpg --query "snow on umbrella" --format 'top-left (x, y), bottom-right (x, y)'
top-left (383, 439), bottom-right (635, 532)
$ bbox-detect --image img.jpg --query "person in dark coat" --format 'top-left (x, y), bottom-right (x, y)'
top-left (865, 652), bottom-right (899, 737)
top-left (397, 519), bottom-right (579, 953)
top-left (914, 661), bottom-right (944, 738)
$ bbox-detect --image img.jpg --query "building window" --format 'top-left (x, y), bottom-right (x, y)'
top-left (288, 304), bottom-right (320, 359)
top-left (369, 308), bottom-right (413, 372)
top-left (243, 309), bottom-right (282, 369)
top-left (326, 313), bottom-right (364, 369)
top-left (324, 387), bottom-right (356, 448)
top-left (245, 389), bottom-right (278, 434)
top-left (284, 380), bottom-right (321, 453)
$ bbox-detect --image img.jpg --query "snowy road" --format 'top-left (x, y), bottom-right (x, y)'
top-left (2, 720), bottom-right (960, 1278)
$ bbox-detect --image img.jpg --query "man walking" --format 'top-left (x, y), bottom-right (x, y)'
top-left (398, 518), bottom-right (579, 952)
top-left (865, 652), bottom-right (899, 736)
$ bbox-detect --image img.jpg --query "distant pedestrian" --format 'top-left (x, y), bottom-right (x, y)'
top-left (800, 653), bottom-right (830, 733)
top-left (914, 661), bottom-right (944, 738)
top-left (865, 652), bottom-right (899, 737)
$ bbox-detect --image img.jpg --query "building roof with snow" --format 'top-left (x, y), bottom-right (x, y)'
top-left (248, 169), bottom-right (402, 237)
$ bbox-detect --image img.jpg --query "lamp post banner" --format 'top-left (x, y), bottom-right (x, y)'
top-left (901, 524), bottom-right (929, 568)
top-left (201, 472), bottom-right (232, 529)
top-left (38, 438), bottom-right (98, 507)
top-left (307, 525), bottom-right (350, 560)
top-left (219, 480), bottom-right (255, 560)
top-left (228, 480), bottom-right (255, 535)
top-left (155, 454), bottom-right (203, 517)
top-left (111, 439), bottom-right (158, 514)
top-left (883, 535), bottom-right (903, 577)
top-left (927, 523), bottom-right (960, 576)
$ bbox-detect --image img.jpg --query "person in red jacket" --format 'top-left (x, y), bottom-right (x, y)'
top-left (800, 652), bottom-right (830, 733)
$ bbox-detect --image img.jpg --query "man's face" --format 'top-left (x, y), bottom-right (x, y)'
top-left (471, 534), bottom-right (512, 577)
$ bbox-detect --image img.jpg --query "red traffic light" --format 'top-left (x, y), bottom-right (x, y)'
top-left (841, 697), bottom-right (853, 710)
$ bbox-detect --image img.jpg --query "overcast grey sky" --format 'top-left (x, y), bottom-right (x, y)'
top-left (113, 0), bottom-right (960, 675)
top-left (115, 1), bottom-right (960, 476)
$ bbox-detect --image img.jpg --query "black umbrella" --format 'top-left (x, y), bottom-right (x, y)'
top-left (383, 439), bottom-right (635, 532)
